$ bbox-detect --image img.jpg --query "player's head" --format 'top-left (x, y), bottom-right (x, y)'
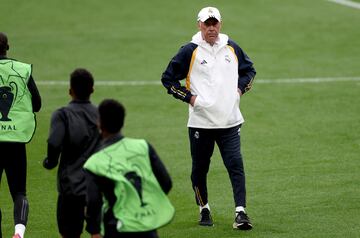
top-left (69, 68), bottom-right (94, 100)
top-left (0, 32), bottom-right (9, 56)
top-left (98, 99), bottom-right (126, 134)
top-left (197, 7), bottom-right (222, 46)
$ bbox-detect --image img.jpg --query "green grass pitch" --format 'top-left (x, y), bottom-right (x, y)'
top-left (1, 0), bottom-right (360, 237)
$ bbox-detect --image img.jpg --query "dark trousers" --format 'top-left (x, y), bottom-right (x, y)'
top-left (188, 125), bottom-right (246, 207)
top-left (57, 194), bottom-right (86, 238)
top-left (0, 142), bottom-right (29, 229)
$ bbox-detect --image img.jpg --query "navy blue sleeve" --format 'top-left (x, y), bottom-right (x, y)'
top-left (228, 39), bottom-right (256, 94)
top-left (161, 43), bottom-right (198, 103)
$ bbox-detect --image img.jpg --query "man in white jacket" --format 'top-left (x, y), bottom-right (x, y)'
top-left (161, 6), bottom-right (256, 230)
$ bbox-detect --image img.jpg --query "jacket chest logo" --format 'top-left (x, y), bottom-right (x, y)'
top-left (225, 55), bottom-right (231, 63)
top-left (200, 59), bottom-right (207, 65)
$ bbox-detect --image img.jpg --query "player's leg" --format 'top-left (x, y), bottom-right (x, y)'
top-left (216, 126), bottom-right (246, 207)
top-left (188, 127), bottom-right (215, 226)
top-left (57, 194), bottom-right (85, 238)
top-left (216, 125), bottom-right (252, 230)
top-left (5, 143), bottom-right (28, 238)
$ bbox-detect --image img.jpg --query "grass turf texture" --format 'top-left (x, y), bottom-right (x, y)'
top-left (1, 0), bottom-right (360, 237)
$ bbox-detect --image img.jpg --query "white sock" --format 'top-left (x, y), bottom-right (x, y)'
top-left (235, 206), bottom-right (245, 214)
top-left (15, 224), bottom-right (25, 238)
top-left (199, 203), bottom-right (210, 212)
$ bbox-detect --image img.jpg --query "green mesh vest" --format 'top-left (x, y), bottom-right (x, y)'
top-left (84, 137), bottom-right (175, 232)
top-left (0, 59), bottom-right (35, 143)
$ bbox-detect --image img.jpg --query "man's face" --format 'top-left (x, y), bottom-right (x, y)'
top-left (198, 18), bottom-right (221, 46)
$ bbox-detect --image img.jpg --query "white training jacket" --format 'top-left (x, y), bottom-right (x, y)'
top-left (161, 31), bottom-right (256, 129)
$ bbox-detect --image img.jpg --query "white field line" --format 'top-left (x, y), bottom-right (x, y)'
top-left (327, 0), bottom-right (360, 9)
top-left (36, 77), bottom-right (360, 86)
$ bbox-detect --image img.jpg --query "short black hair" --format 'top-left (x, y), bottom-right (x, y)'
top-left (98, 99), bottom-right (126, 133)
top-left (0, 32), bottom-right (9, 54)
top-left (70, 68), bottom-right (94, 100)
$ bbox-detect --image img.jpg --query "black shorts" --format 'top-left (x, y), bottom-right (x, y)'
top-left (57, 194), bottom-right (86, 237)
top-left (0, 142), bottom-right (27, 199)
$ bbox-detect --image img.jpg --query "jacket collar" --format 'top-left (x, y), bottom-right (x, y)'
top-left (191, 31), bottom-right (229, 52)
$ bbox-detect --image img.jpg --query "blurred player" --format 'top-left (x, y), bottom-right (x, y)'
top-left (0, 32), bottom-right (42, 238)
top-left (43, 68), bottom-right (99, 238)
top-left (84, 99), bottom-right (174, 238)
